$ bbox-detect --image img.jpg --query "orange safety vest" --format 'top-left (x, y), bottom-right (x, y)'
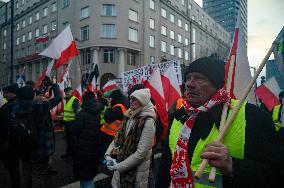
top-left (100, 104), bottom-right (127, 137)
top-left (176, 98), bottom-right (184, 110)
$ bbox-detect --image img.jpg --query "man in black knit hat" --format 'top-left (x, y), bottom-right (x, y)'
top-left (157, 57), bottom-right (284, 188)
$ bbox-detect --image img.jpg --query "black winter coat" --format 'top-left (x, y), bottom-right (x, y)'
top-left (72, 99), bottom-right (105, 180)
top-left (157, 101), bottom-right (284, 188)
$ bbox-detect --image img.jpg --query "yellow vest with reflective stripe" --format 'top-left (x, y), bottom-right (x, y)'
top-left (64, 96), bottom-right (77, 121)
top-left (272, 104), bottom-right (281, 131)
top-left (169, 99), bottom-right (246, 188)
top-left (3, 98), bottom-right (8, 104)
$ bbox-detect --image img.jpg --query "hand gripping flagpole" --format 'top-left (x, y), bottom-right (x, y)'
top-left (194, 39), bottom-right (278, 181)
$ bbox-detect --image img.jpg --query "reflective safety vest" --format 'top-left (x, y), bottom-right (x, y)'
top-left (272, 104), bottom-right (282, 131)
top-left (169, 99), bottom-right (246, 188)
top-left (100, 104), bottom-right (127, 137)
top-left (176, 98), bottom-right (184, 110)
top-left (63, 96), bottom-right (77, 122)
top-left (3, 98), bottom-right (8, 105)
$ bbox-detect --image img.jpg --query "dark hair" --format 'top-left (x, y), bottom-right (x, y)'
top-left (64, 87), bottom-right (73, 92)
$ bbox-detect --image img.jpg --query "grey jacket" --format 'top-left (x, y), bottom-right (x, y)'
top-left (106, 101), bottom-right (156, 188)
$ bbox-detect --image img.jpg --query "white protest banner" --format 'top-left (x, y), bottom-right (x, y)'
top-left (122, 60), bottom-right (182, 92)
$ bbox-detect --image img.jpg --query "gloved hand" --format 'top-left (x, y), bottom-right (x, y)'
top-left (107, 160), bottom-right (118, 171)
top-left (103, 155), bottom-right (117, 166)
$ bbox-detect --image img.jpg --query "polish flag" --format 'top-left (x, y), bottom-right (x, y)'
top-left (87, 76), bottom-right (96, 92)
top-left (255, 77), bottom-right (281, 111)
top-left (225, 13), bottom-right (256, 104)
top-left (35, 59), bottom-right (55, 89)
top-left (40, 25), bottom-right (78, 69)
top-left (147, 67), bottom-right (168, 139)
top-left (161, 64), bottom-right (182, 109)
top-left (73, 84), bottom-right (83, 103)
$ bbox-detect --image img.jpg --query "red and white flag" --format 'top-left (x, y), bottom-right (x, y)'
top-left (35, 59), bottom-right (55, 88)
top-left (103, 80), bottom-right (119, 96)
top-left (73, 84), bottom-right (83, 103)
top-left (87, 76), bottom-right (97, 92)
top-left (161, 63), bottom-right (182, 109)
top-left (147, 67), bottom-right (168, 139)
top-left (255, 77), bottom-right (281, 111)
top-left (225, 13), bottom-right (256, 104)
top-left (40, 25), bottom-right (78, 69)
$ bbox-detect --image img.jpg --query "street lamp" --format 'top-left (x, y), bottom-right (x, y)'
top-left (174, 42), bottom-right (195, 66)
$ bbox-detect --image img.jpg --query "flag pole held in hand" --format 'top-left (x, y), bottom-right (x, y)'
top-left (194, 40), bottom-right (277, 180)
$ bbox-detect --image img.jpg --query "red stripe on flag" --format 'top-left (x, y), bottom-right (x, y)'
top-left (255, 84), bottom-right (280, 111)
top-left (161, 75), bottom-right (181, 108)
top-left (147, 84), bottom-right (168, 139)
top-left (54, 41), bottom-right (78, 69)
top-left (103, 84), bottom-right (118, 92)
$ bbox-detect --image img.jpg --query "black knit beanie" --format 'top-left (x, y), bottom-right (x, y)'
top-left (3, 84), bottom-right (19, 94)
top-left (184, 57), bottom-right (225, 89)
top-left (17, 86), bottom-right (35, 100)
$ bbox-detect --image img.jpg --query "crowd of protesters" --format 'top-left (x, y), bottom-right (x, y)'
top-left (1, 57), bottom-right (284, 188)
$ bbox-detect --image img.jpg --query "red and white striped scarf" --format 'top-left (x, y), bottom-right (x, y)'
top-left (170, 88), bottom-right (230, 188)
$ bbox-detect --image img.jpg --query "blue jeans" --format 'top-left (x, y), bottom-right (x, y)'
top-left (80, 180), bottom-right (95, 188)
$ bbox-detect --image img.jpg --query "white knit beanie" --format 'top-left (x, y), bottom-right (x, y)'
top-left (130, 88), bottom-right (151, 107)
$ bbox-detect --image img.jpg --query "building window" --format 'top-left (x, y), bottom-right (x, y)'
top-left (35, 28), bottom-right (40, 37)
top-left (161, 25), bottom-right (167, 36)
top-left (63, 21), bottom-right (69, 28)
top-left (129, 28), bottom-right (138, 42)
top-left (29, 16), bottom-right (32, 24)
top-left (16, 37), bottom-right (20, 45)
top-left (43, 7), bottom-right (48, 17)
top-left (3, 42), bottom-right (6, 50)
top-left (21, 0), bottom-right (24, 5)
top-left (149, 18), bottom-right (155, 29)
top-left (36, 12), bottom-right (40, 21)
top-left (16, 23), bottom-right (20, 31)
top-left (129, 9), bottom-right (138, 22)
top-left (161, 41), bottom-right (167, 52)
top-left (80, 25), bottom-right (89, 41)
top-left (81, 6), bottom-right (89, 19)
top-left (43, 24), bottom-right (48, 34)
top-left (51, 20), bottom-right (57, 31)
top-left (103, 49), bottom-right (115, 63)
top-left (28, 31), bottom-right (32, 40)
top-left (16, 1), bottom-right (19, 9)
top-left (22, 20), bottom-right (26, 28)
top-left (82, 48), bottom-right (91, 65)
top-left (3, 29), bottom-right (6, 37)
top-left (101, 4), bottom-right (116, 16)
top-left (150, 56), bottom-right (155, 64)
top-left (178, 19), bottom-right (182, 27)
top-left (170, 30), bottom-right (175, 39)
top-left (170, 45), bottom-right (174, 55)
top-left (149, 35), bottom-right (155, 48)
top-left (101, 24), bottom-right (116, 38)
top-left (185, 23), bottom-right (189, 31)
top-left (150, 0), bottom-right (155, 10)
top-left (127, 51), bottom-right (136, 65)
top-left (184, 38), bottom-right (189, 45)
top-left (170, 14), bottom-right (175, 23)
top-left (178, 48), bottom-right (182, 58)
top-left (185, 51), bottom-right (189, 60)
top-left (178, 34), bottom-right (182, 43)
top-left (52, 3), bottom-right (57, 12)
top-left (63, 0), bottom-right (69, 8)
top-left (181, 0), bottom-right (185, 5)
top-left (161, 8), bottom-right (167, 18)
